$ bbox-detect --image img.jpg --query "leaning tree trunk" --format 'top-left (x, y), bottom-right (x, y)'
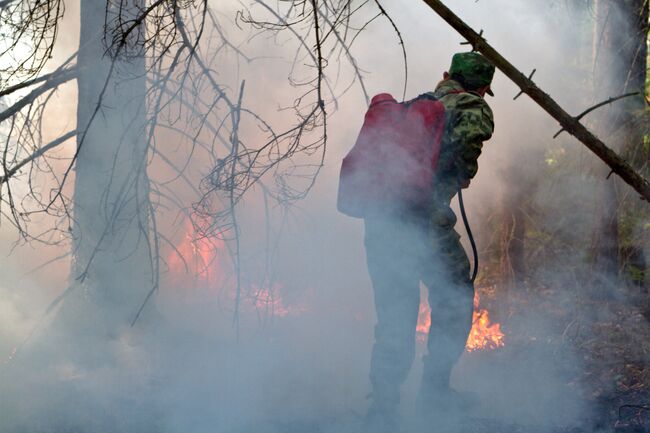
top-left (63, 0), bottom-right (152, 349)
top-left (591, 0), bottom-right (648, 288)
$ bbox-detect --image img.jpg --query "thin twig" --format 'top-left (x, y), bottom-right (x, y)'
top-left (0, 130), bottom-right (76, 185)
top-left (553, 91), bottom-right (639, 138)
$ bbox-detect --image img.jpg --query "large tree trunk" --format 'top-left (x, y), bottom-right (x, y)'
top-left (591, 0), bottom-right (648, 288)
top-left (64, 0), bottom-right (152, 350)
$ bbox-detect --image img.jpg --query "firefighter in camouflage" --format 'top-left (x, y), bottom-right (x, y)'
top-left (364, 52), bottom-right (495, 430)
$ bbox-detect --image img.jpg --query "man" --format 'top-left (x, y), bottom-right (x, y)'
top-left (363, 52), bottom-right (495, 430)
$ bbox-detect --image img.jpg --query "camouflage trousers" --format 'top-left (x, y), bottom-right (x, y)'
top-left (363, 197), bottom-right (474, 412)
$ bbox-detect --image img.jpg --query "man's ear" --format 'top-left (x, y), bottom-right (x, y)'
top-left (443, 71), bottom-right (450, 80)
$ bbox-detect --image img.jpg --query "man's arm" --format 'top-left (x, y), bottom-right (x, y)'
top-left (447, 93), bottom-right (494, 187)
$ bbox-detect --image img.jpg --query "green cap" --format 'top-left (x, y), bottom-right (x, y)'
top-left (449, 52), bottom-right (495, 96)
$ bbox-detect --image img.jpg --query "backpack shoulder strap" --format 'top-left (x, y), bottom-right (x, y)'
top-left (413, 92), bottom-right (438, 102)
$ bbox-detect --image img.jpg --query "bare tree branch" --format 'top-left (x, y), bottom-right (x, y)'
top-left (0, 130), bottom-right (75, 185)
top-left (0, 67), bottom-right (76, 123)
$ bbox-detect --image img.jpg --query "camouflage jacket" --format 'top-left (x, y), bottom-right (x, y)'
top-left (427, 79), bottom-right (494, 197)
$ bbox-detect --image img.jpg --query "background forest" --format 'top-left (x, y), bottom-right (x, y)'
top-left (0, 0), bottom-right (649, 432)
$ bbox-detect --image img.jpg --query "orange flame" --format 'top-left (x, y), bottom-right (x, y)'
top-left (166, 221), bottom-right (307, 318)
top-left (416, 291), bottom-right (505, 352)
top-left (465, 293), bottom-right (505, 352)
top-left (416, 295), bottom-right (431, 343)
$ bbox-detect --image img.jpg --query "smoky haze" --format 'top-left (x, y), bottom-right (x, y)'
top-left (0, 0), bottom-right (633, 432)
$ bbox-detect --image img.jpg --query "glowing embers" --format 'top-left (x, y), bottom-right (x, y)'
top-left (165, 220), bottom-right (307, 319)
top-left (245, 284), bottom-right (307, 317)
top-left (416, 289), bottom-right (505, 352)
top-left (167, 220), bottom-right (225, 287)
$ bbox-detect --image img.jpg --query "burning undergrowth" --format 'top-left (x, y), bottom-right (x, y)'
top-left (417, 285), bottom-right (505, 353)
top-left (160, 218), bottom-right (310, 331)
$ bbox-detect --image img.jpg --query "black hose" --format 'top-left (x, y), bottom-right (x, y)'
top-left (458, 186), bottom-right (478, 284)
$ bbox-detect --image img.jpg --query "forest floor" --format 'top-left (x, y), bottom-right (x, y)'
top-left (479, 280), bottom-right (650, 433)
top-left (250, 281), bottom-right (650, 433)
top-left (572, 294), bottom-right (650, 432)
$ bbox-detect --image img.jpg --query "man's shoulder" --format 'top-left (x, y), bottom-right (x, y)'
top-left (439, 90), bottom-right (491, 113)
top-left (427, 80), bottom-right (494, 127)
top-left (439, 93), bottom-right (494, 138)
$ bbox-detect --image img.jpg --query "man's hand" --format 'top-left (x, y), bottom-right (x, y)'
top-left (459, 177), bottom-right (470, 189)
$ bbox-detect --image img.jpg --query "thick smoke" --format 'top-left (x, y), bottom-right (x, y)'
top-left (0, 0), bottom-right (640, 432)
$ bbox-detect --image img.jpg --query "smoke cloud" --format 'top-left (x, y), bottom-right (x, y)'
top-left (0, 0), bottom-right (641, 432)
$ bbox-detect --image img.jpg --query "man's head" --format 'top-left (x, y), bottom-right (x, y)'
top-left (444, 52), bottom-right (495, 97)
